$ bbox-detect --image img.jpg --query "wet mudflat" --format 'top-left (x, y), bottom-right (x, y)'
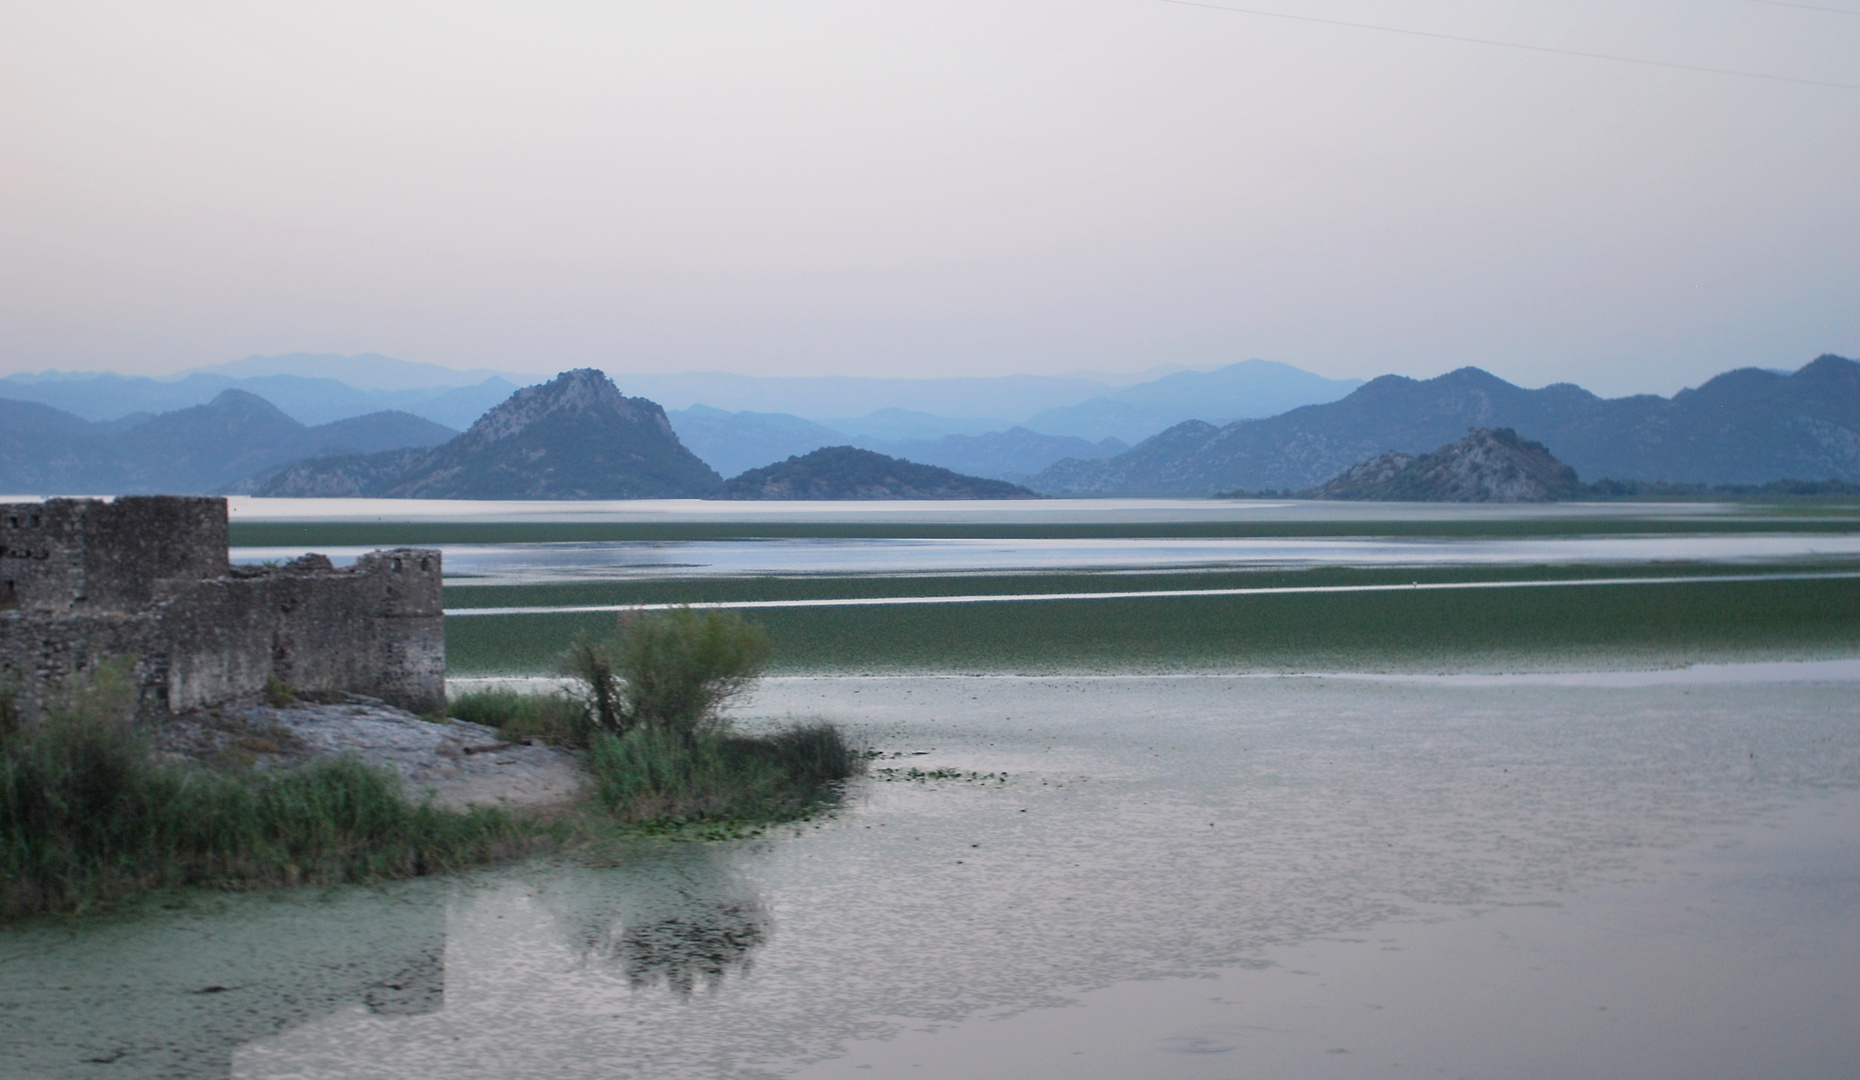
top-left (5, 669), bottom-right (1855, 1079)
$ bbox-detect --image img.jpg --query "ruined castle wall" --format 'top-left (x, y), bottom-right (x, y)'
top-left (2, 500), bottom-right (84, 611)
top-left (158, 550), bottom-right (446, 715)
top-left (1, 497), bottom-right (228, 612)
top-left (81, 497), bottom-right (229, 608)
top-left (1, 497), bottom-right (444, 719)
top-left (0, 609), bottom-right (170, 719)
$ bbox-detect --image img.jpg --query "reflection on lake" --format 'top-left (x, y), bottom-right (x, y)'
top-left (542, 855), bottom-right (771, 998)
top-left (6, 670), bottom-right (1856, 1078)
top-left (232, 532), bottom-right (1860, 584)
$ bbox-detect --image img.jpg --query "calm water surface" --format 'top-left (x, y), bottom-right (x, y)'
top-left (218, 496), bottom-right (1762, 526)
top-left (5, 671), bottom-right (1856, 1079)
top-left (231, 534), bottom-right (1860, 584)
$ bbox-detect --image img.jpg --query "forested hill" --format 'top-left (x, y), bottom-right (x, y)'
top-left (708, 446), bottom-right (1040, 500)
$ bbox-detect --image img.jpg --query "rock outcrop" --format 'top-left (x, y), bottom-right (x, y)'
top-left (1307, 428), bottom-right (1584, 502)
top-left (256, 369), bottom-right (722, 499)
top-left (152, 694), bottom-right (588, 811)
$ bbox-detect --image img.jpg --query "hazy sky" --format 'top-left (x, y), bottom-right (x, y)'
top-left (3, 1), bottom-right (1855, 396)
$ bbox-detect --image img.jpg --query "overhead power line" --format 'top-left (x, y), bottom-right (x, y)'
top-left (1739, 0), bottom-right (1860, 16)
top-left (1154, 0), bottom-right (1860, 92)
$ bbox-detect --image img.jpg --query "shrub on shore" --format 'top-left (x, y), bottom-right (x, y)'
top-left (568, 608), bottom-right (771, 739)
top-left (0, 662), bottom-right (533, 918)
top-left (568, 609), bottom-right (862, 824)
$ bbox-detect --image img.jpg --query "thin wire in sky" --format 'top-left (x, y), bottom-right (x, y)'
top-left (1154, 0), bottom-right (1860, 91)
top-left (1739, 0), bottom-right (1860, 16)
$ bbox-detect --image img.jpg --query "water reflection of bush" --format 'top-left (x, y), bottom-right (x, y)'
top-left (550, 848), bottom-right (772, 998)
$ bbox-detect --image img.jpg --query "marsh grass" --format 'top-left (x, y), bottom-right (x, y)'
top-left (0, 663), bottom-right (538, 919)
top-left (448, 687), bottom-right (593, 748)
top-left (587, 722), bottom-right (863, 826)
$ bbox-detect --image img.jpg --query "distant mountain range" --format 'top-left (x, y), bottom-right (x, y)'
top-left (0, 366), bottom-right (520, 430)
top-left (708, 447), bottom-right (1038, 500)
top-left (1034, 355), bottom-right (1860, 494)
top-left (1017, 359), bottom-right (1363, 443)
top-left (2, 355), bottom-right (1361, 474)
top-left (666, 407), bottom-right (1126, 481)
top-left (5, 353), bottom-right (1854, 499)
top-left (256, 370), bottom-right (720, 499)
top-left (0, 392), bottom-right (455, 495)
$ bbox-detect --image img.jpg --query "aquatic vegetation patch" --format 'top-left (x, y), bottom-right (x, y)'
top-left (586, 722), bottom-right (863, 826)
top-left (874, 766), bottom-right (1011, 783)
top-left (446, 565), bottom-right (1860, 675)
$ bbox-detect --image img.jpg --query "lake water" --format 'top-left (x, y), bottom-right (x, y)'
top-left (231, 534), bottom-right (1860, 585)
top-left (220, 495), bottom-right (1860, 583)
top-left (218, 496), bottom-right (1767, 526)
top-left (6, 668), bottom-right (1856, 1079)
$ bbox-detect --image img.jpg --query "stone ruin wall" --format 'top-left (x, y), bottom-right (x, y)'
top-left (1, 496), bottom-right (444, 719)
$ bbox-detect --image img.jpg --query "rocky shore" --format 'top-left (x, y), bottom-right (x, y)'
top-left (151, 694), bottom-right (588, 810)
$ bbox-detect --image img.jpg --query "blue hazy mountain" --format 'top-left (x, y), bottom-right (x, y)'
top-left (612, 371), bottom-right (1118, 420)
top-left (4, 354), bottom-right (1355, 456)
top-left (0, 391), bottom-right (456, 495)
top-left (0, 367), bottom-right (519, 431)
top-left (1020, 359), bottom-right (1364, 443)
top-left (665, 406), bottom-right (848, 479)
top-left (1033, 355), bottom-right (1860, 494)
top-left (187, 352), bottom-right (529, 392)
top-left (666, 407), bottom-right (1125, 480)
top-left (847, 428), bottom-right (1126, 481)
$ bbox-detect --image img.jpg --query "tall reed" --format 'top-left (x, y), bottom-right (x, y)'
top-left (0, 662), bottom-right (532, 918)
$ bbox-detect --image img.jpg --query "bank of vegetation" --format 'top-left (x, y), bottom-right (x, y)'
top-left (1, 610), bottom-right (861, 918)
top-left (452, 608), bottom-right (862, 825)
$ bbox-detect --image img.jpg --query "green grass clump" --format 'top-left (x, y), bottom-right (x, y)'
top-left (564, 609), bottom-right (862, 825)
top-left (448, 687), bottom-right (593, 748)
top-left (0, 663), bottom-right (535, 919)
top-left (587, 722), bottom-right (863, 825)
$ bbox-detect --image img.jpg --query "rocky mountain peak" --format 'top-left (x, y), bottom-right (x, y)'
top-left (1310, 427), bottom-right (1583, 502)
top-left (459, 368), bottom-right (669, 446)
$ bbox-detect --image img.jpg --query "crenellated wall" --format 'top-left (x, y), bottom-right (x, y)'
top-left (1, 497), bottom-right (444, 718)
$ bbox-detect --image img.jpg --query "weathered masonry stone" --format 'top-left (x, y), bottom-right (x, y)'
top-left (1, 496), bottom-right (443, 717)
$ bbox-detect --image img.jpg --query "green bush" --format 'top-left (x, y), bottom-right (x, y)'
top-left (448, 687), bottom-right (593, 748)
top-left (567, 608), bottom-right (771, 739)
top-left (0, 662), bottom-right (532, 918)
top-left (560, 610), bottom-right (861, 825)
